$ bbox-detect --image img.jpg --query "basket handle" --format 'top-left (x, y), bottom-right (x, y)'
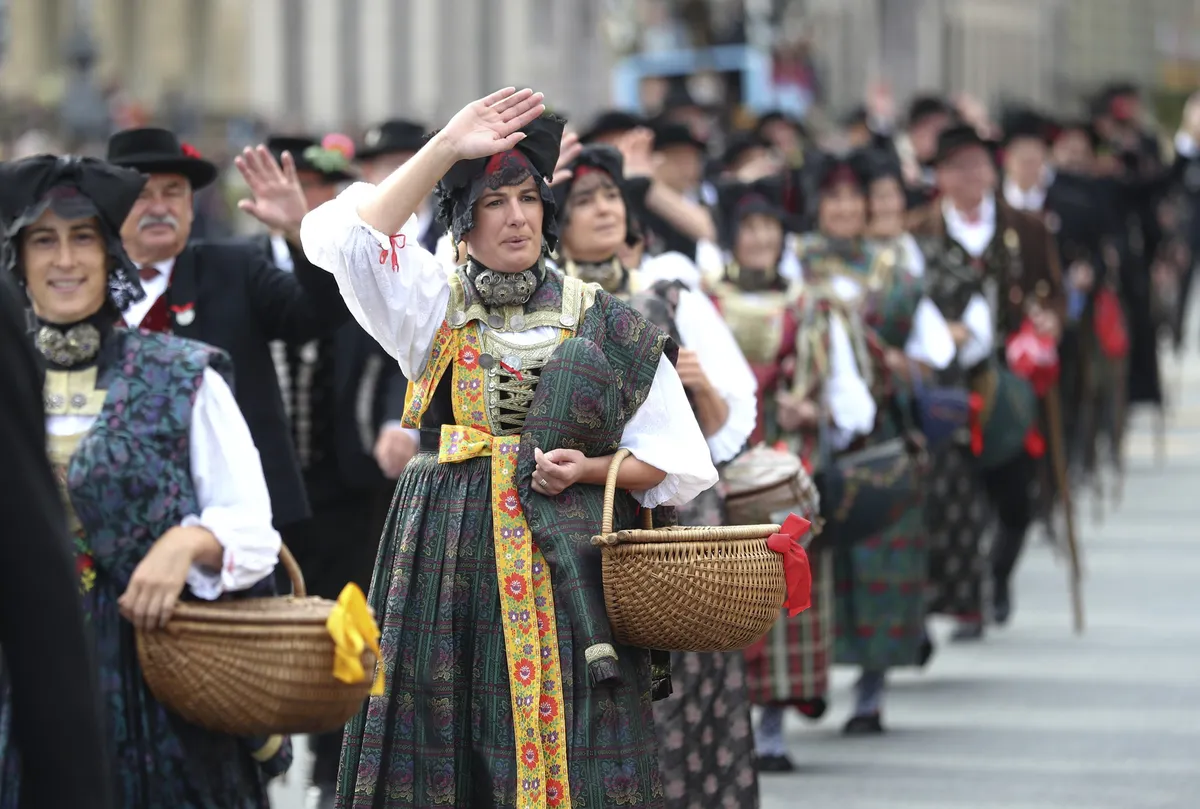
top-left (279, 543), bottom-right (307, 598)
top-left (600, 449), bottom-right (653, 535)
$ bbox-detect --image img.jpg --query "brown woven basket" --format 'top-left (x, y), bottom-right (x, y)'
top-left (591, 449), bottom-right (788, 652)
top-left (136, 545), bottom-right (377, 736)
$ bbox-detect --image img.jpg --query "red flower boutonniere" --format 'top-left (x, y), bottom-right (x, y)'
top-left (170, 302), bottom-right (196, 327)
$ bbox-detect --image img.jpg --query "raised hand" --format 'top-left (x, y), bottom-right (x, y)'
top-left (614, 127), bottom-right (658, 179)
top-left (439, 88), bottom-right (546, 162)
top-left (235, 145), bottom-right (309, 240)
top-left (549, 130), bottom-right (583, 187)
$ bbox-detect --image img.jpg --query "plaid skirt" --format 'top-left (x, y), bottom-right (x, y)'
top-left (336, 454), bottom-right (663, 809)
top-left (834, 499), bottom-right (928, 670)
top-left (742, 550), bottom-right (834, 706)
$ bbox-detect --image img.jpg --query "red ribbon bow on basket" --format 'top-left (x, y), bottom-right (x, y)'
top-left (766, 513), bottom-right (813, 617)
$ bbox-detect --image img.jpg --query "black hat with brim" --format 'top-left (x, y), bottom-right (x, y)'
top-left (267, 135), bottom-right (357, 184)
top-left (1000, 109), bottom-right (1053, 148)
top-left (1051, 119), bottom-right (1101, 150)
top-left (933, 124), bottom-right (997, 164)
top-left (580, 110), bottom-right (643, 144)
top-left (107, 127), bottom-right (218, 190)
top-left (652, 119), bottom-right (706, 153)
top-left (357, 119), bottom-right (429, 161)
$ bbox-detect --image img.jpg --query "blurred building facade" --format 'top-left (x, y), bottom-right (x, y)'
top-left (1, 0), bottom-right (1199, 136)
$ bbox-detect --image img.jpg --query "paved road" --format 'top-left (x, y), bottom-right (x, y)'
top-left (274, 349), bottom-right (1200, 809)
top-left (759, 347), bottom-right (1200, 809)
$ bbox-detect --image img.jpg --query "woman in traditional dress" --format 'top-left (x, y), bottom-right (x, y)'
top-left (553, 141), bottom-right (761, 809)
top-left (861, 152), bottom-right (987, 653)
top-left (301, 89), bottom-right (718, 809)
top-left (698, 175), bottom-right (830, 772)
top-left (791, 151), bottom-right (952, 734)
top-left (0, 156), bottom-right (283, 808)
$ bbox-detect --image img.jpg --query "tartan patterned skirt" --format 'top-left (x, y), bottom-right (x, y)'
top-left (833, 498), bottom-right (928, 670)
top-left (336, 453), bottom-right (663, 809)
top-left (742, 551), bottom-right (834, 706)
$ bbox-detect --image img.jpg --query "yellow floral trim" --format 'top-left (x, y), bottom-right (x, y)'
top-left (436, 323), bottom-right (573, 809)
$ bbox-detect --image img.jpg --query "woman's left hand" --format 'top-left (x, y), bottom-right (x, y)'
top-left (119, 526), bottom-right (208, 631)
top-left (532, 447), bottom-right (586, 496)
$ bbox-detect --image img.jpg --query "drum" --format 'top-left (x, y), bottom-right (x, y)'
top-left (722, 444), bottom-right (822, 529)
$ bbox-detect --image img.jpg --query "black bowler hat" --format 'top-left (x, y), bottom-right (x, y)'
top-left (933, 124), bottom-right (997, 164)
top-left (267, 135), bottom-right (357, 183)
top-left (106, 127), bottom-right (218, 190)
top-left (357, 119), bottom-right (429, 161)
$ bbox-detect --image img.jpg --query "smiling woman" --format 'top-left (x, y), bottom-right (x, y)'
top-left (0, 155), bottom-right (283, 809)
top-left (21, 209), bottom-right (109, 324)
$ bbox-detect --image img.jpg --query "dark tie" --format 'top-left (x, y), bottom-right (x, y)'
top-left (138, 265), bottom-right (171, 333)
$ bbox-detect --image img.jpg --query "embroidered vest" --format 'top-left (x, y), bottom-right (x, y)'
top-left (64, 330), bottom-right (232, 588)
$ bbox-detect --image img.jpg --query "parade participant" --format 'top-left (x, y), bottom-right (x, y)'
top-left (910, 125), bottom-right (1065, 632)
top-left (793, 151), bottom-right (944, 735)
top-left (1089, 84), bottom-right (1166, 413)
top-left (302, 88), bottom-right (718, 809)
top-left (553, 142), bottom-right (760, 809)
top-left (1002, 111), bottom-right (1111, 488)
top-left (700, 174), bottom-right (830, 770)
top-left (0, 155), bottom-right (282, 808)
top-left (643, 119), bottom-right (718, 258)
top-left (105, 127), bottom-right (349, 536)
top-left (0, 270), bottom-right (113, 809)
top-left (861, 151), bottom-right (976, 642)
top-left (257, 133), bottom-right (409, 809)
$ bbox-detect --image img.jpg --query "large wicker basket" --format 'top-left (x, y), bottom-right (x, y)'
top-left (136, 546), bottom-right (377, 736)
top-left (590, 449), bottom-right (790, 652)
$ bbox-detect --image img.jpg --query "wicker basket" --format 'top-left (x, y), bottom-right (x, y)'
top-left (591, 450), bottom-right (790, 652)
top-left (136, 546), bottom-right (377, 736)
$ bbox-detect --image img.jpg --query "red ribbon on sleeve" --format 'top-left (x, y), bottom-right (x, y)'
top-left (766, 513), bottom-right (814, 617)
top-left (378, 233), bottom-right (407, 271)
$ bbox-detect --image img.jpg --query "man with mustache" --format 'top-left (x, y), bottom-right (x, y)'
top-left (106, 127), bottom-right (348, 583)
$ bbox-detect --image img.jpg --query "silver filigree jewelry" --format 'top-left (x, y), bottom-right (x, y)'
top-left (471, 267), bottom-right (540, 308)
top-left (35, 323), bottom-right (101, 367)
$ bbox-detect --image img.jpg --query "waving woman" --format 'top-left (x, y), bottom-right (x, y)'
top-left (301, 89), bottom-right (717, 808)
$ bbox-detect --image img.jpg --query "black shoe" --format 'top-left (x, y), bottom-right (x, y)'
top-left (754, 754), bottom-right (796, 773)
top-left (994, 584), bottom-right (1012, 626)
top-left (917, 635), bottom-right (935, 668)
top-left (843, 713), bottom-right (885, 735)
top-left (951, 619), bottom-right (985, 642)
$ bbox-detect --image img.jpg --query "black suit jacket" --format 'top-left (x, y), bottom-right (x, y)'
top-left (0, 275), bottom-right (114, 809)
top-left (162, 238), bottom-right (348, 527)
top-left (253, 236), bottom-right (408, 507)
